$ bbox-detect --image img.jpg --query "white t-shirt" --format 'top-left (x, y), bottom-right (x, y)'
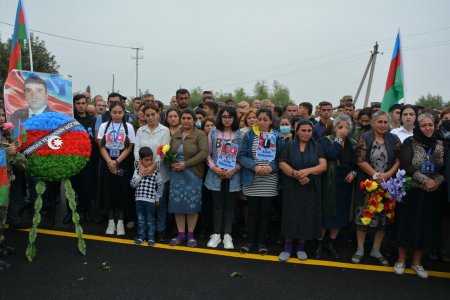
top-left (390, 126), bottom-right (413, 143)
top-left (97, 122), bottom-right (136, 149)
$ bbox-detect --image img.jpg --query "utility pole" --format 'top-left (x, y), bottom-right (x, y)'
top-left (354, 42), bottom-right (381, 108)
top-left (131, 46), bottom-right (144, 97)
top-left (112, 74), bottom-right (115, 92)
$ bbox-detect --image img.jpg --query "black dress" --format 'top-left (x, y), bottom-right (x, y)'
top-left (395, 138), bottom-right (445, 250)
top-left (280, 141), bottom-right (324, 240)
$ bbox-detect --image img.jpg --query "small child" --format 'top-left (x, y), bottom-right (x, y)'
top-left (130, 147), bottom-right (164, 246)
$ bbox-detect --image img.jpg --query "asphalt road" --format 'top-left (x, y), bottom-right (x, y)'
top-left (2, 229), bottom-right (450, 299)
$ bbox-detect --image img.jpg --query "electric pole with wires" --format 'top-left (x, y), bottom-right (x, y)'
top-left (131, 46), bottom-right (143, 97)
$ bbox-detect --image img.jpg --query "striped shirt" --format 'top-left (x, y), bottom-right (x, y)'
top-left (242, 135), bottom-right (278, 197)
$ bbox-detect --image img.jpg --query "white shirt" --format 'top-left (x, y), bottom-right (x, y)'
top-left (134, 123), bottom-right (171, 182)
top-left (390, 126), bottom-right (413, 143)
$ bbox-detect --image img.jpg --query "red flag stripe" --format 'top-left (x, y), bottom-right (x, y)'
top-left (384, 52), bottom-right (401, 93)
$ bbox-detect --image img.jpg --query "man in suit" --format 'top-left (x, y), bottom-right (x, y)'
top-left (10, 76), bottom-right (53, 127)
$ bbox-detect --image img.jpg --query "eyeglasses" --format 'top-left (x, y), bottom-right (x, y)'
top-left (222, 115), bottom-right (234, 120)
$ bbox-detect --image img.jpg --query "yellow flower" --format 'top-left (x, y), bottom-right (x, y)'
top-left (377, 203), bottom-right (384, 213)
top-left (385, 192), bottom-right (390, 198)
top-left (386, 213), bottom-right (392, 219)
top-left (366, 181), bottom-right (378, 192)
top-left (361, 217), bottom-right (371, 225)
top-left (369, 205), bottom-right (376, 213)
top-left (161, 144), bottom-right (170, 154)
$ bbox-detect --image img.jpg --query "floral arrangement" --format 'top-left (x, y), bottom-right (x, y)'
top-left (19, 112), bottom-right (91, 261)
top-left (156, 144), bottom-right (178, 164)
top-left (359, 169), bottom-right (411, 225)
top-left (381, 169), bottom-right (411, 203)
top-left (359, 179), bottom-right (394, 225)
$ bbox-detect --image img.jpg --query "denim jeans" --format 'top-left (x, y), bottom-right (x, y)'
top-left (136, 201), bottom-right (156, 240)
top-left (156, 181), bottom-right (170, 233)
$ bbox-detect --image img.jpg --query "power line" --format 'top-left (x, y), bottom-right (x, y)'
top-left (0, 21), bottom-right (131, 49)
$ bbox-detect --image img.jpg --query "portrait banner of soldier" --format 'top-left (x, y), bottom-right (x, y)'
top-left (4, 70), bottom-right (73, 127)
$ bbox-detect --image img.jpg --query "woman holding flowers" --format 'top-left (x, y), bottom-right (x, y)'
top-left (204, 107), bottom-right (242, 249)
top-left (353, 110), bottom-right (400, 265)
top-left (318, 115), bottom-right (357, 259)
top-left (168, 109), bottom-right (208, 247)
top-left (134, 103), bottom-right (171, 241)
top-left (394, 113), bottom-right (445, 278)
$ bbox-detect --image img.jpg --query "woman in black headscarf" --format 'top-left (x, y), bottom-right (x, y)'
top-left (394, 113), bottom-right (445, 279)
top-left (278, 119), bottom-right (327, 261)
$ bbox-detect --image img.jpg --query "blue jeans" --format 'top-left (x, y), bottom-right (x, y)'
top-left (136, 201), bottom-right (156, 240)
top-left (156, 181), bottom-right (170, 232)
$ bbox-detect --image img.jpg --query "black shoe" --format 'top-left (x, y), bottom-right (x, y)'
top-left (62, 213), bottom-right (72, 224)
top-left (325, 241), bottom-right (339, 259)
top-left (315, 243), bottom-right (323, 259)
top-left (157, 231), bottom-right (167, 242)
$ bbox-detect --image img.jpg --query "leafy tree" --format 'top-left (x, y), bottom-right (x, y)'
top-left (416, 93), bottom-right (445, 109)
top-left (233, 87), bottom-right (250, 103)
top-left (214, 91), bottom-right (233, 103)
top-left (86, 85), bottom-right (91, 93)
top-left (253, 80), bottom-right (270, 100)
top-left (189, 86), bottom-right (203, 108)
top-left (271, 80), bottom-right (290, 106)
top-left (0, 33), bottom-right (59, 97)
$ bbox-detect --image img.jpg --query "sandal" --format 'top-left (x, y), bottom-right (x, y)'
top-left (373, 255), bottom-right (389, 266)
top-left (351, 253), bottom-right (363, 264)
top-left (240, 242), bottom-right (255, 254)
top-left (168, 236), bottom-right (185, 246)
top-left (187, 238), bottom-right (197, 248)
top-left (258, 244), bottom-right (269, 256)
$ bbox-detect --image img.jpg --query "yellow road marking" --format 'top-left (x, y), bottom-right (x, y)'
top-left (19, 228), bottom-right (450, 279)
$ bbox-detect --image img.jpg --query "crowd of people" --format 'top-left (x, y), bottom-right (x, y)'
top-left (0, 89), bottom-right (449, 279)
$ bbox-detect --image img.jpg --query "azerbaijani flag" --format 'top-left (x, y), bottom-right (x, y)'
top-left (13, 119), bottom-right (28, 142)
top-left (381, 31), bottom-right (404, 112)
top-left (8, 0), bottom-right (31, 72)
top-left (0, 149), bottom-right (8, 206)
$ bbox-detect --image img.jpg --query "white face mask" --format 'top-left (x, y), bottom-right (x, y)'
top-left (279, 125), bottom-right (291, 135)
top-left (195, 120), bottom-right (202, 128)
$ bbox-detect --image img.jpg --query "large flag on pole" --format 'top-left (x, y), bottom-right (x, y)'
top-left (381, 31), bottom-right (404, 112)
top-left (8, 0), bottom-right (32, 72)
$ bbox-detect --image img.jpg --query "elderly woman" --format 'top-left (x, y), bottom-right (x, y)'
top-left (278, 119), bottom-right (327, 261)
top-left (168, 109), bottom-right (209, 247)
top-left (352, 111), bottom-right (400, 265)
top-left (391, 104), bottom-right (417, 143)
top-left (134, 103), bottom-right (171, 241)
top-left (394, 114), bottom-right (445, 278)
top-left (238, 108), bottom-right (285, 255)
top-left (318, 115), bottom-right (357, 259)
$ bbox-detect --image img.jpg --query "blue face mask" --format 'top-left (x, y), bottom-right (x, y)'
top-left (195, 120), bottom-right (202, 128)
top-left (279, 125), bottom-right (291, 134)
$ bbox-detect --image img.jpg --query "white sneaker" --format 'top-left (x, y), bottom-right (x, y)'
top-left (393, 262), bottom-right (405, 275)
top-left (106, 220), bottom-right (116, 235)
top-left (126, 221), bottom-right (135, 229)
top-left (411, 265), bottom-right (428, 279)
top-left (116, 220), bottom-right (125, 236)
top-left (223, 234), bottom-right (234, 249)
top-left (207, 234), bottom-right (221, 248)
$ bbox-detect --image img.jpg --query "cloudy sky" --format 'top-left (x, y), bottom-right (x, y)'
top-left (1, 0), bottom-right (449, 107)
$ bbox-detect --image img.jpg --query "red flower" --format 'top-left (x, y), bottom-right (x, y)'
top-left (360, 181), bottom-right (366, 190)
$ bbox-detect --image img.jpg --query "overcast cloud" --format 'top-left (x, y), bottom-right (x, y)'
top-left (1, 0), bottom-right (449, 107)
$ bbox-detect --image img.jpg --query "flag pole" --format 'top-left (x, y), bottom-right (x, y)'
top-left (28, 38), bottom-right (33, 71)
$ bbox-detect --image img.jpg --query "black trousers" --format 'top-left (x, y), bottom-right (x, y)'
top-left (246, 196), bottom-right (274, 244)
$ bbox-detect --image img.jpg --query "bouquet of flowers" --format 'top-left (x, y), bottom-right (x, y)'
top-left (359, 179), bottom-right (391, 225)
top-left (156, 144), bottom-right (178, 164)
top-left (359, 169), bottom-right (411, 225)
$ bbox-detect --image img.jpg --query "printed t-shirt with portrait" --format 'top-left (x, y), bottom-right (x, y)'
top-left (97, 122), bottom-right (136, 152)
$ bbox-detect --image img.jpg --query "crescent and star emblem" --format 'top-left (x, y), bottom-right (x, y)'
top-left (47, 136), bottom-right (63, 150)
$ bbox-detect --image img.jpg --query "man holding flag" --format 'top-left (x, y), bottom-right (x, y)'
top-left (381, 31), bottom-right (405, 112)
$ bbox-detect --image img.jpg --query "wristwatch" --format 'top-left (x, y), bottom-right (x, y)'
top-left (372, 172), bottom-right (379, 179)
